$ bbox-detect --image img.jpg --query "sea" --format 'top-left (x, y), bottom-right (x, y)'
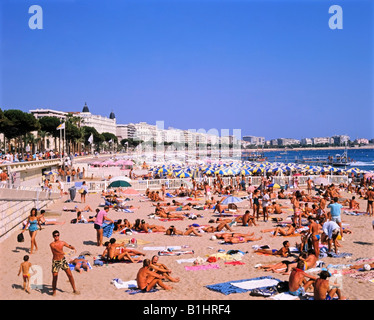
top-left (261, 148), bottom-right (374, 172)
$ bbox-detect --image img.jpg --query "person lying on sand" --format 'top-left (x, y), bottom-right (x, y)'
top-left (261, 224), bottom-right (297, 237)
top-left (254, 240), bottom-right (292, 258)
top-left (165, 225), bottom-right (202, 237)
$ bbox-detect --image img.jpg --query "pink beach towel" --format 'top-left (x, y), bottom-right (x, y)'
top-left (185, 264), bottom-right (220, 271)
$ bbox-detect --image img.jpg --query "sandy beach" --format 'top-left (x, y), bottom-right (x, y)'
top-left (1, 181), bottom-right (373, 301)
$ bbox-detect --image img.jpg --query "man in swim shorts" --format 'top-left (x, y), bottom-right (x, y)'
top-left (288, 260), bottom-right (317, 297)
top-left (50, 230), bottom-right (80, 296)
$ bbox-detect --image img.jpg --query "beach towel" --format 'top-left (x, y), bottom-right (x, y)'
top-left (111, 278), bottom-right (138, 289)
top-left (143, 246), bottom-right (182, 251)
top-left (176, 258), bottom-right (204, 264)
top-left (126, 288), bottom-right (159, 295)
top-left (102, 222), bottom-right (114, 238)
top-left (206, 276), bottom-right (281, 295)
top-left (166, 193), bottom-right (175, 198)
top-left (185, 264), bottom-right (220, 271)
top-left (158, 249), bottom-right (194, 256)
top-left (271, 292), bottom-right (299, 300)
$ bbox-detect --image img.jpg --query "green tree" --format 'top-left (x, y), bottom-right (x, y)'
top-left (2, 109), bottom-right (40, 155)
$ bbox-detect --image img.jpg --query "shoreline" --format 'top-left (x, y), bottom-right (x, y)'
top-left (244, 146), bottom-right (374, 152)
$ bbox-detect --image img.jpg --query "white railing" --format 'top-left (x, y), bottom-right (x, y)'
top-left (59, 175), bottom-right (348, 192)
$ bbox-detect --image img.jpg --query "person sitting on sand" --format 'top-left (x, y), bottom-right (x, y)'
top-left (288, 260), bottom-right (317, 297)
top-left (314, 270), bottom-right (346, 300)
top-left (255, 240), bottom-right (292, 258)
top-left (349, 196), bottom-right (360, 210)
top-left (136, 259), bottom-right (172, 292)
top-left (104, 238), bottom-right (141, 263)
top-left (268, 202), bottom-right (283, 214)
top-left (150, 255), bottom-right (180, 283)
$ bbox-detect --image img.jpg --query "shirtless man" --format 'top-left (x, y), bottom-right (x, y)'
top-left (136, 259), bottom-right (172, 292)
top-left (50, 230), bottom-right (80, 296)
top-left (288, 260), bottom-right (317, 297)
top-left (349, 196), bottom-right (360, 210)
top-left (150, 255), bottom-right (180, 283)
top-left (306, 216), bottom-right (321, 258)
top-left (105, 238), bottom-right (141, 263)
top-left (314, 270), bottom-right (346, 300)
top-left (269, 202), bottom-right (283, 215)
top-left (255, 240), bottom-right (292, 258)
top-left (366, 186), bottom-right (374, 216)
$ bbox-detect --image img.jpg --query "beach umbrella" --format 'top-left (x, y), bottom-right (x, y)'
top-left (108, 180), bottom-right (132, 188)
top-left (157, 168), bottom-right (170, 175)
top-left (346, 168), bottom-right (361, 174)
top-left (268, 183), bottom-right (281, 189)
top-left (176, 171), bottom-right (191, 178)
top-left (223, 168), bottom-right (238, 176)
top-left (239, 169), bottom-right (252, 176)
top-left (221, 196), bottom-right (243, 205)
top-left (251, 167), bottom-right (264, 174)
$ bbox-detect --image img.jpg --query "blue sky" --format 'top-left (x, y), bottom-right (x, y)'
top-left (1, 0), bottom-right (373, 140)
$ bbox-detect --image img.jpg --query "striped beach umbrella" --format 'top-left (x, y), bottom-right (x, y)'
top-left (176, 171), bottom-right (191, 178)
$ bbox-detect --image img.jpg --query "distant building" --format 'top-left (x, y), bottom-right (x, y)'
top-left (301, 138), bottom-right (313, 146)
top-left (79, 103), bottom-right (116, 135)
top-left (354, 138), bottom-right (369, 145)
top-left (243, 136), bottom-right (265, 146)
top-left (277, 138), bottom-right (300, 146)
top-left (311, 137), bottom-right (333, 145)
top-left (332, 135), bottom-right (350, 146)
top-left (30, 108), bottom-right (67, 120)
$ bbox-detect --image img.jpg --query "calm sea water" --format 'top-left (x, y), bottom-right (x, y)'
top-left (262, 148), bottom-right (374, 171)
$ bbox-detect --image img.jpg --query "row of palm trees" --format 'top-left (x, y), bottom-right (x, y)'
top-left (0, 108), bottom-right (118, 156)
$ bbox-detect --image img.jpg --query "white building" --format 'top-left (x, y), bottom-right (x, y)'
top-left (30, 108), bottom-right (68, 120)
top-left (79, 103), bottom-right (116, 135)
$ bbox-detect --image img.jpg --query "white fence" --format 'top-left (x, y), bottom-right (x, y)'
top-left (60, 175), bottom-right (349, 193)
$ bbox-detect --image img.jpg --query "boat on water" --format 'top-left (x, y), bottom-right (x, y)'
top-left (295, 149), bottom-right (351, 167)
top-left (241, 151), bottom-right (267, 162)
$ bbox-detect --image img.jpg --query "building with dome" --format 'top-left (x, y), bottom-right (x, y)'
top-left (79, 103), bottom-right (116, 135)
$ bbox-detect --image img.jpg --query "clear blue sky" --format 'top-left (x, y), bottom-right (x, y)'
top-left (1, 0), bottom-right (373, 140)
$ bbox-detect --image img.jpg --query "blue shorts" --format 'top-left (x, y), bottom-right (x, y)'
top-left (289, 286), bottom-right (305, 297)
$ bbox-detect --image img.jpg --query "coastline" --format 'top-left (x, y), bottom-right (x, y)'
top-left (244, 145), bottom-right (374, 152)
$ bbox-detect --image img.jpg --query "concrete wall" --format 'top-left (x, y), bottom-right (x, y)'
top-left (0, 188), bottom-right (60, 243)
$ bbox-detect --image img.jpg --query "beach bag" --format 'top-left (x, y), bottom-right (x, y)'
top-left (276, 281), bottom-right (289, 293)
top-left (17, 233), bottom-right (24, 243)
top-left (250, 287), bottom-right (277, 297)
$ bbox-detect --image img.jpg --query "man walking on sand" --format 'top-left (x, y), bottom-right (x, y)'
top-left (50, 230), bottom-right (80, 296)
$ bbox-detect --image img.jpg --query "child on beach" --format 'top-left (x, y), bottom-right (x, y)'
top-left (18, 255), bottom-right (32, 294)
